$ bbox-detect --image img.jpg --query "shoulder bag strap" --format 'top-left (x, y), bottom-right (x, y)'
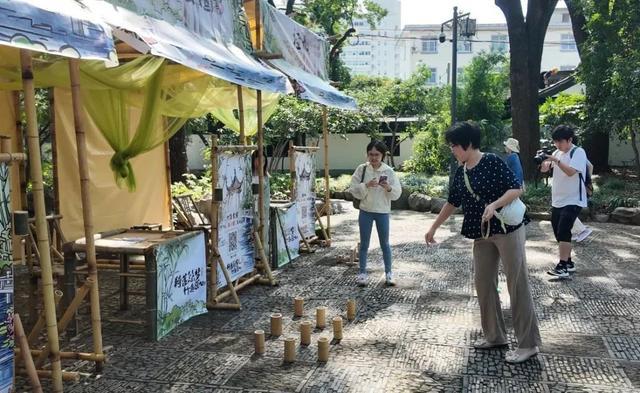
top-left (360, 164), bottom-right (367, 183)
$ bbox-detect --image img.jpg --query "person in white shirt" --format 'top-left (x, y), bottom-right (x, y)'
top-left (349, 141), bottom-right (402, 287)
top-left (540, 125), bottom-right (589, 277)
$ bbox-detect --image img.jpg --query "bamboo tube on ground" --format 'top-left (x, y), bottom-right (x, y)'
top-left (347, 299), bottom-right (356, 321)
top-left (284, 337), bottom-right (296, 363)
top-left (317, 337), bottom-right (329, 362)
top-left (16, 349), bottom-right (106, 363)
top-left (300, 321), bottom-right (312, 345)
top-left (294, 297), bottom-right (304, 317)
top-left (270, 313), bottom-right (282, 337)
top-left (20, 49), bottom-right (63, 392)
top-left (322, 106), bottom-right (331, 237)
top-left (69, 58), bottom-right (104, 371)
top-left (16, 370), bottom-right (80, 382)
top-left (254, 330), bottom-right (265, 354)
top-left (14, 314), bottom-right (42, 393)
top-left (316, 306), bottom-right (326, 329)
top-left (332, 317), bottom-right (343, 340)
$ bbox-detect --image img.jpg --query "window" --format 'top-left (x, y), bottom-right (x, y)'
top-left (421, 37), bottom-right (438, 53)
top-left (427, 68), bottom-right (437, 84)
top-left (562, 13), bottom-right (571, 23)
top-left (456, 67), bottom-right (465, 85)
top-left (491, 34), bottom-right (508, 52)
top-left (457, 40), bottom-right (472, 53)
top-left (561, 34), bottom-right (577, 51)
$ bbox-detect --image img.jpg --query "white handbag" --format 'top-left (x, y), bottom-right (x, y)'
top-left (463, 163), bottom-right (526, 237)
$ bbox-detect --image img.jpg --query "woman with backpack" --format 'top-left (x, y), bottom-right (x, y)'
top-left (349, 140), bottom-right (402, 287)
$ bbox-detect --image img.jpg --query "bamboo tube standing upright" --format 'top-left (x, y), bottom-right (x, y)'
top-left (270, 313), bottom-right (282, 336)
top-left (317, 337), bottom-right (329, 362)
top-left (20, 49), bottom-right (63, 392)
top-left (300, 321), bottom-right (312, 345)
top-left (347, 299), bottom-right (356, 321)
top-left (322, 106), bottom-right (331, 238)
top-left (254, 330), bottom-right (265, 354)
top-left (289, 140), bottom-right (296, 201)
top-left (210, 134), bottom-right (220, 299)
top-left (294, 296), bottom-right (304, 317)
top-left (69, 58), bottom-right (104, 371)
top-left (316, 306), bottom-right (326, 329)
top-left (284, 337), bottom-right (296, 363)
top-left (332, 316), bottom-right (343, 340)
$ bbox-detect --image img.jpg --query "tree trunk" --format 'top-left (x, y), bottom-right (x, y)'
top-left (631, 123), bottom-right (640, 175)
top-left (169, 127), bottom-right (189, 183)
top-left (582, 129), bottom-right (609, 173)
top-left (564, 0), bottom-right (587, 58)
top-left (497, 0), bottom-right (558, 181)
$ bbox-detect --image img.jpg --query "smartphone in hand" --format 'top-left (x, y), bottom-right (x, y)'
top-left (378, 175), bottom-right (388, 183)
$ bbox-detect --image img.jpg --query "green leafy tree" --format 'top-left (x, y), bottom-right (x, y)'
top-left (578, 0), bottom-right (640, 173)
top-left (457, 52), bottom-right (510, 149)
top-left (539, 93), bottom-right (586, 134)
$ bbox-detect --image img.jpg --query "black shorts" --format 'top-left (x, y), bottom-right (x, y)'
top-left (551, 205), bottom-right (582, 242)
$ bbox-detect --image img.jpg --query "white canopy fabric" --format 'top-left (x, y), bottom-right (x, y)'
top-left (0, 0), bottom-right (117, 64)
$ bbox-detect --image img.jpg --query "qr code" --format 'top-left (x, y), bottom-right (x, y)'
top-left (229, 231), bottom-right (238, 252)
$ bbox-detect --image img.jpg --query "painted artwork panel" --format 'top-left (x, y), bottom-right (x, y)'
top-left (295, 152), bottom-right (316, 239)
top-left (271, 203), bottom-right (299, 268)
top-left (155, 232), bottom-right (207, 340)
top-left (0, 163), bottom-right (13, 393)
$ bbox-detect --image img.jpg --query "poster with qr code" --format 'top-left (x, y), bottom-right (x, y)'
top-left (216, 153), bottom-right (255, 288)
top-left (294, 152), bottom-right (316, 238)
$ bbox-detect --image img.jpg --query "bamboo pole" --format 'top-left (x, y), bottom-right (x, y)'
top-left (20, 49), bottom-right (63, 392)
top-left (16, 349), bottom-right (106, 363)
top-left (13, 91), bottom-right (28, 211)
top-left (314, 206), bottom-right (330, 244)
top-left (49, 88), bottom-right (60, 215)
top-left (322, 106), bottom-right (331, 237)
top-left (164, 141), bottom-right (173, 229)
top-left (14, 314), bottom-right (43, 393)
top-left (210, 134), bottom-right (219, 301)
top-left (255, 0), bottom-right (262, 52)
top-left (27, 290), bottom-right (62, 346)
top-left (213, 145), bottom-right (257, 153)
top-left (16, 370), bottom-right (80, 382)
top-left (69, 58), bottom-right (104, 371)
top-left (237, 85), bottom-right (245, 143)
top-left (291, 145), bottom-right (321, 152)
top-left (0, 152), bottom-right (27, 162)
top-left (289, 140), bottom-right (296, 201)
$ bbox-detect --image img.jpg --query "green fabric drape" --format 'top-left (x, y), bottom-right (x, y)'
top-left (0, 46), bottom-right (281, 189)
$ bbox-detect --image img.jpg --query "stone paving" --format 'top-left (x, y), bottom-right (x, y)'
top-left (14, 203), bottom-right (640, 392)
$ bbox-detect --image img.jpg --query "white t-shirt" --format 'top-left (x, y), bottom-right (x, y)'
top-left (551, 146), bottom-right (588, 208)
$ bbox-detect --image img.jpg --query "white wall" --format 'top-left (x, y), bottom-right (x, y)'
top-left (317, 133), bottom-right (415, 171)
top-left (186, 135), bottom-right (208, 171)
top-left (609, 135), bottom-right (640, 167)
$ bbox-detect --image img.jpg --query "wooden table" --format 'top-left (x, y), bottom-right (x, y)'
top-left (63, 229), bottom-right (206, 340)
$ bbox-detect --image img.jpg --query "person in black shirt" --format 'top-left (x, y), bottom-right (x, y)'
top-left (424, 122), bottom-right (541, 364)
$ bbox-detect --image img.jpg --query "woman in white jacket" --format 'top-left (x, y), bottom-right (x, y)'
top-left (349, 141), bottom-right (402, 286)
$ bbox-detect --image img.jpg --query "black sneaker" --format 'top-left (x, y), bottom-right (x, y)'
top-left (547, 262), bottom-right (569, 277)
top-left (566, 261), bottom-right (576, 273)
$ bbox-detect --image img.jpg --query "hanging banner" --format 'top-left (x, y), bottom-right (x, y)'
top-left (295, 152), bottom-right (316, 239)
top-left (155, 232), bottom-right (207, 340)
top-left (85, 0), bottom-right (288, 93)
top-left (0, 0), bottom-right (117, 64)
top-left (217, 153), bottom-right (255, 288)
top-left (0, 163), bottom-right (13, 393)
top-left (271, 202), bottom-right (300, 268)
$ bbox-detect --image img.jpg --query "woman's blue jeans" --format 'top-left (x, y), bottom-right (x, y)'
top-left (358, 210), bottom-right (392, 274)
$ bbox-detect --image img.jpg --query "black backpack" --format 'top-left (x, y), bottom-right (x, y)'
top-left (569, 146), bottom-right (593, 200)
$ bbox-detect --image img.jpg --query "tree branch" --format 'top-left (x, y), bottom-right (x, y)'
top-left (330, 28), bottom-right (356, 61)
top-left (285, 0), bottom-right (296, 15)
top-left (564, 0), bottom-right (587, 59)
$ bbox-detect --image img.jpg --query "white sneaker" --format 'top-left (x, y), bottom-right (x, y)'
top-left (356, 273), bottom-right (368, 287)
top-left (385, 272), bottom-right (396, 286)
top-left (575, 227), bottom-right (593, 242)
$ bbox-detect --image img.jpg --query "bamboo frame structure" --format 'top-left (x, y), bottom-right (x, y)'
top-left (237, 84), bottom-right (245, 142)
top-left (68, 58), bottom-right (104, 371)
top-left (20, 49), bottom-right (64, 392)
top-left (14, 314), bottom-right (43, 393)
top-left (322, 106), bottom-right (331, 237)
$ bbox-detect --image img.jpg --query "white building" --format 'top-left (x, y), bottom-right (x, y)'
top-left (402, 7), bottom-right (581, 84)
top-left (340, 0), bottom-right (408, 79)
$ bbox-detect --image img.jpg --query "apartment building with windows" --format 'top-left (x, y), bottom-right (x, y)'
top-left (340, 0), bottom-right (408, 79)
top-left (402, 7), bottom-right (581, 84)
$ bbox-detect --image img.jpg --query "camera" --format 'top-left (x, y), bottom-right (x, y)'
top-left (439, 32), bottom-right (446, 43)
top-left (533, 149), bottom-right (552, 165)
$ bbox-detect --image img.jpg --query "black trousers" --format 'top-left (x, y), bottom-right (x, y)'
top-left (551, 205), bottom-right (582, 242)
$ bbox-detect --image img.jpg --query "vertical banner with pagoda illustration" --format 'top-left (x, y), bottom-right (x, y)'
top-left (216, 153), bottom-right (255, 288)
top-left (295, 152), bottom-right (316, 238)
top-left (0, 162), bottom-right (13, 392)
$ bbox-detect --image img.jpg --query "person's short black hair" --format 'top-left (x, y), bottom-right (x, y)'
top-left (367, 140), bottom-right (388, 156)
top-left (444, 121), bottom-right (481, 150)
top-left (551, 125), bottom-right (575, 142)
